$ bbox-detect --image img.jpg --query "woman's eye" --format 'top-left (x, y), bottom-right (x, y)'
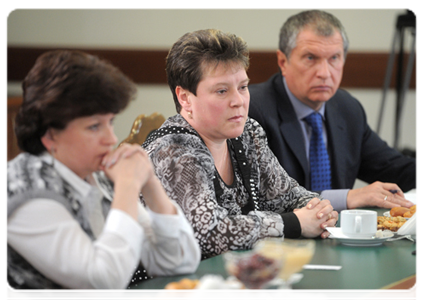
top-left (88, 124), bottom-right (100, 131)
top-left (217, 89), bottom-right (227, 95)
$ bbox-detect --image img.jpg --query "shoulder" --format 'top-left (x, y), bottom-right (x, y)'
top-left (8, 153), bottom-right (59, 192)
top-left (249, 73), bottom-right (282, 102)
top-left (241, 118), bottom-right (269, 150)
top-left (330, 89), bottom-right (364, 110)
top-left (7, 153), bottom-right (72, 217)
top-left (244, 118), bottom-right (267, 138)
top-left (144, 115), bottom-right (215, 172)
top-left (249, 73), bottom-right (287, 120)
top-left (328, 89), bottom-right (367, 119)
top-left (144, 115), bottom-right (203, 153)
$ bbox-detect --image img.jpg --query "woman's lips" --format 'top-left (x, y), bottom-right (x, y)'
top-left (229, 115), bottom-right (244, 122)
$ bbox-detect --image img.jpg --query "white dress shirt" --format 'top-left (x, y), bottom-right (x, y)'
top-left (7, 154), bottom-right (200, 289)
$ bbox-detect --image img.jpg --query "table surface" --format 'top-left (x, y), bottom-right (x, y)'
top-left (129, 208), bottom-right (416, 290)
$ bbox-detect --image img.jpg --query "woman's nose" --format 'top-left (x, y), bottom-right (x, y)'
top-left (231, 90), bottom-right (245, 107)
top-left (104, 125), bottom-right (118, 145)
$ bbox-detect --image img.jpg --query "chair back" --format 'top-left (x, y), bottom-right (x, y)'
top-left (120, 112), bottom-right (165, 146)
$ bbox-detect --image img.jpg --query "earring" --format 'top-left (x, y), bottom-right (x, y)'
top-left (187, 111), bottom-right (193, 119)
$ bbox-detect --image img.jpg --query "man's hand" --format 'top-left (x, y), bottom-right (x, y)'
top-left (347, 181), bottom-right (413, 209)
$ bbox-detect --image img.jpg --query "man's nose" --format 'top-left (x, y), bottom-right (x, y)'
top-left (316, 60), bottom-right (331, 79)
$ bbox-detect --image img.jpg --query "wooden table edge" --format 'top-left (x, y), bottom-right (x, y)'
top-left (356, 273), bottom-right (420, 300)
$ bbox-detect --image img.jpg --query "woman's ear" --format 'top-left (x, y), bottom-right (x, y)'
top-left (175, 86), bottom-right (192, 112)
top-left (40, 129), bottom-right (56, 152)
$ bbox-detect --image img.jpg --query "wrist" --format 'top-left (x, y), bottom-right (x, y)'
top-left (281, 212), bottom-right (302, 238)
top-left (142, 176), bottom-right (177, 215)
top-left (115, 177), bottom-right (143, 194)
top-left (346, 189), bottom-right (357, 209)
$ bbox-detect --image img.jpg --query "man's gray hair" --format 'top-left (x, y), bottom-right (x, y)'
top-left (279, 10), bottom-right (349, 59)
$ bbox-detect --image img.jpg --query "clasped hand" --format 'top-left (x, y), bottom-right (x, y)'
top-left (99, 143), bottom-right (154, 192)
top-left (294, 198), bottom-right (338, 239)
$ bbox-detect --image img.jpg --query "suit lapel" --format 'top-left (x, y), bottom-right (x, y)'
top-left (325, 98), bottom-right (347, 188)
top-left (275, 78), bottom-right (309, 181)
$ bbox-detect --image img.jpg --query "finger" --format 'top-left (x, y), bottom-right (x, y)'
top-left (380, 191), bottom-right (411, 207)
top-left (316, 204), bottom-right (334, 219)
top-left (314, 199), bottom-right (331, 209)
top-left (391, 193), bottom-right (413, 207)
top-left (332, 211), bottom-right (339, 221)
top-left (321, 230), bottom-right (331, 239)
top-left (103, 144), bottom-right (145, 168)
top-left (385, 196), bottom-right (414, 208)
top-left (381, 183), bottom-right (404, 197)
top-left (103, 150), bottom-right (125, 168)
top-left (322, 216), bottom-right (338, 228)
top-left (121, 145), bottom-right (146, 159)
top-left (306, 197), bottom-right (321, 209)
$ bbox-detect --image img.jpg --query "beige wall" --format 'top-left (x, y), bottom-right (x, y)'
top-left (7, 9), bottom-right (416, 154)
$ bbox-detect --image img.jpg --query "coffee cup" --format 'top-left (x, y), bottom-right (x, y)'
top-left (340, 210), bottom-right (377, 238)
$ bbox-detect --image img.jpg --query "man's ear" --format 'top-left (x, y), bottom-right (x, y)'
top-left (175, 86), bottom-right (192, 112)
top-left (277, 50), bottom-right (289, 76)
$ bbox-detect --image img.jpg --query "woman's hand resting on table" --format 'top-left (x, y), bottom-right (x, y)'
top-left (294, 198), bottom-right (338, 239)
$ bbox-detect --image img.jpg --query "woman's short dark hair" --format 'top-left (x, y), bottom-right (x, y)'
top-left (15, 50), bottom-right (137, 154)
top-left (166, 29), bottom-right (249, 113)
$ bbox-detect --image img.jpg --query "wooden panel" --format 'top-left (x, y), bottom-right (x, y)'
top-left (7, 47), bottom-right (168, 85)
top-left (7, 47), bottom-right (415, 89)
top-left (7, 97), bottom-right (22, 161)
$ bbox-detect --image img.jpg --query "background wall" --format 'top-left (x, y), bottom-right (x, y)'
top-left (7, 9), bottom-right (417, 188)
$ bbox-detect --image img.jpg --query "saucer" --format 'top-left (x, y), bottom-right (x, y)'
top-left (326, 228), bottom-right (394, 247)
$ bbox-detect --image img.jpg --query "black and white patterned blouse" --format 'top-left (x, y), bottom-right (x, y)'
top-left (142, 114), bottom-right (320, 259)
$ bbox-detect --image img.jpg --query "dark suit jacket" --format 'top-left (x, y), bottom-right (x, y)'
top-left (248, 72), bottom-right (416, 192)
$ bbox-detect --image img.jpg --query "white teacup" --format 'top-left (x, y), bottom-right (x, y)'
top-left (340, 210), bottom-right (377, 238)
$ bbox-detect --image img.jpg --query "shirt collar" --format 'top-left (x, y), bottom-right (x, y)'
top-left (282, 76), bottom-right (326, 121)
top-left (39, 152), bottom-right (94, 199)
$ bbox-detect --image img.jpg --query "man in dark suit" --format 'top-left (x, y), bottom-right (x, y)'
top-left (249, 10), bottom-right (415, 212)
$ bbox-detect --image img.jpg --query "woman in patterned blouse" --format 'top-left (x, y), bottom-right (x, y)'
top-left (142, 29), bottom-right (338, 259)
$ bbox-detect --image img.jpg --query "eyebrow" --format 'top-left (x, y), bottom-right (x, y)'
top-left (302, 48), bottom-right (343, 57)
top-left (211, 77), bottom-right (250, 88)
